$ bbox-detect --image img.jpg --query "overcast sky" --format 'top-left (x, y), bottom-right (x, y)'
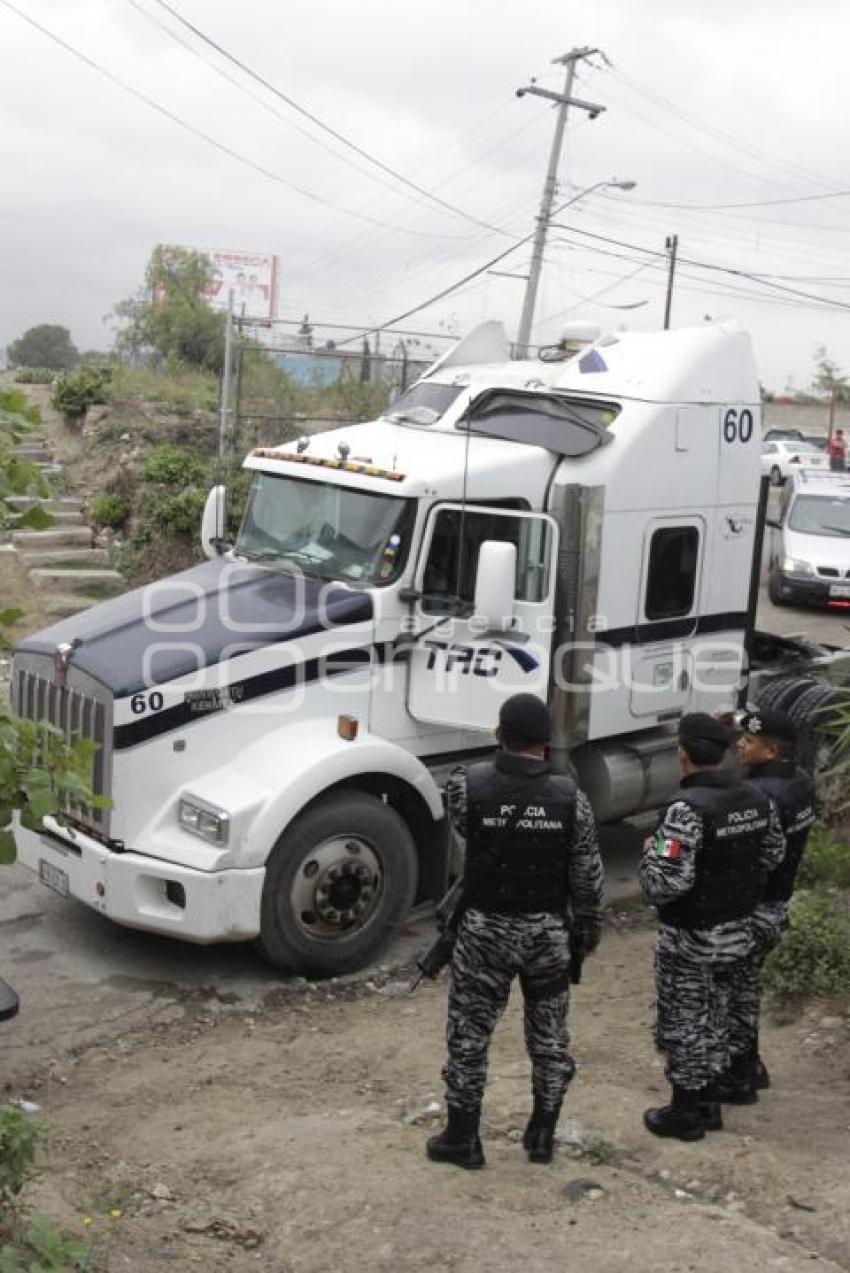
top-left (2, 0), bottom-right (849, 390)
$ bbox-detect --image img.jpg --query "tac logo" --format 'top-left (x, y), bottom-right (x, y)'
top-left (423, 640), bottom-right (538, 677)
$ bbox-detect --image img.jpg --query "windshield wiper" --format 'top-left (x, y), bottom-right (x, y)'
top-left (236, 547), bottom-right (282, 562)
top-left (821, 525), bottom-right (850, 536)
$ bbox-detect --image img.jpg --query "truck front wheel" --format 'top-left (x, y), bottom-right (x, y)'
top-left (256, 792), bottom-right (417, 977)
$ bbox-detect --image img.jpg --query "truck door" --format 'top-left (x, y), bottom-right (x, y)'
top-left (629, 517), bottom-right (704, 718)
top-left (407, 503), bottom-right (558, 731)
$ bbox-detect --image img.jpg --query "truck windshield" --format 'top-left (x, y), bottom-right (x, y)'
top-left (788, 494), bottom-right (850, 537)
top-left (236, 473), bottom-right (416, 582)
top-left (382, 381), bottom-right (463, 425)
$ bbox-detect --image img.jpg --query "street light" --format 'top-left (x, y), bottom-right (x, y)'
top-left (516, 179), bottom-right (636, 355)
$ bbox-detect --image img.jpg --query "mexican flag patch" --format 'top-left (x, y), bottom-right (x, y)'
top-left (653, 834), bottom-right (682, 860)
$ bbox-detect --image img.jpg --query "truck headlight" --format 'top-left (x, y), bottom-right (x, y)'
top-left (179, 797), bottom-right (229, 845)
top-left (781, 557), bottom-right (814, 577)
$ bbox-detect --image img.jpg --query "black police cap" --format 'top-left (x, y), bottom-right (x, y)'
top-left (740, 709), bottom-right (797, 745)
top-left (678, 712), bottom-right (733, 750)
top-left (498, 693), bottom-right (551, 743)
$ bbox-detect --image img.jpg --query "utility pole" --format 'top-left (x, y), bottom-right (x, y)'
top-left (664, 234), bottom-right (678, 330)
top-left (218, 289), bottom-right (235, 463)
top-left (515, 48), bottom-right (606, 357)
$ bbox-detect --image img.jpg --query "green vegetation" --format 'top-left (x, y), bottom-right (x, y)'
top-left (0, 1107), bottom-right (92, 1270)
top-left (89, 493), bottom-right (130, 530)
top-left (142, 443), bottom-right (207, 487)
top-left (0, 390), bottom-right (51, 535)
top-left (7, 325), bottom-right (79, 372)
top-left (51, 367), bottom-right (111, 423)
top-left (114, 245), bottom-right (225, 373)
top-left (764, 889), bottom-right (850, 1003)
top-left (108, 362), bottom-right (218, 414)
top-left (797, 824), bottom-right (850, 890)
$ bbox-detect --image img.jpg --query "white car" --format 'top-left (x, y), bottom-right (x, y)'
top-left (761, 439), bottom-right (827, 485)
top-left (766, 472), bottom-right (850, 607)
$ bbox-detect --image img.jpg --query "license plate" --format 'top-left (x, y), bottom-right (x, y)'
top-left (829, 584), bottom-right (850, 598)
top-left (38, 859), bottom-right (69, 898)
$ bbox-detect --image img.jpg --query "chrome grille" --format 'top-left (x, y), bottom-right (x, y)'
top-left (816, 566), bottom-right (850, 579)
top-left (12, 667), bottom-right (111, 833)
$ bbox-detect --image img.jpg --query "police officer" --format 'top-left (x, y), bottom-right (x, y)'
top-left (715, 708), bottom-right (816, 1103)
top-left (639, 712), bottom-right (785, 1142)
top-left (426, 693), bottom-right (604, 1170)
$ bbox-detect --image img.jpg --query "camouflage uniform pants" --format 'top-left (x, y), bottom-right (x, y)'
top-left (443, 908), bottom-right (575, 1114)
top-left (726, 902), bottom-right (788, 1062)
top-left (655, 926), bottom-right (751, 1091)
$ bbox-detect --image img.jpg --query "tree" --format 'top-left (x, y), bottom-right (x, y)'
top-left (7, 324), bottom-right (79, 371)
top-left (114, 246), bottom-right (225, 373)
top-left (812, 345), bottom-right (850, 402)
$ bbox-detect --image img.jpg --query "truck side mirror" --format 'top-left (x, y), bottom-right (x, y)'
top-left (201, 485), bottom-right (227, 559)
top-left (473, 541), bottom-right (516, 631)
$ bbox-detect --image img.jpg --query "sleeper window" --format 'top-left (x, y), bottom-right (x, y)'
top-left (645, 526), bottom-right (699, 620)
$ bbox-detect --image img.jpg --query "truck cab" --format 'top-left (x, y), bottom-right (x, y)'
top-left (12, 319), bottom-right (765, 974)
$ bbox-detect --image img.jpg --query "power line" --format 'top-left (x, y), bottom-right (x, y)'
top-left (149, 0), bottom-right (516, 239)
top-left (0, 0), bottom-right (465, 241)
top-left (632, 189), bottom-right (850, 212)
top-left (123, 0), bottom-right (474, 227)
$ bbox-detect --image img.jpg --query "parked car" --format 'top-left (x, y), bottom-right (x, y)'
top-left (761, 439), bottom-right (828, 485)
top-left (767, 472), bottom-right (850, 607)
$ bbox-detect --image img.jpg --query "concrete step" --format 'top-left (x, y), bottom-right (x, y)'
top-left (12, 450), bottom-right (55, 464)
top-left (42, 594), bottom-right (95, 620)
top-left (12, 527), bottom-right (93, 549)
top-left (17, 547), bottom-right (109, 569)
top-left (29, 568), bottom-right (124, 599)
top-left (6, 496), bottom-right (84, 514)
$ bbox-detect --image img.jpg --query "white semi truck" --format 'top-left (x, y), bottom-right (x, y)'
top-left (11, 320), bottom-right (848, 974)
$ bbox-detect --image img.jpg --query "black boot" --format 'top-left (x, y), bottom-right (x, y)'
top-left (697, 1088), bottom-right (723, 1132)
top-left (711, 1052), bottom-right (758, 1105)
top-left (522, 1099), bottom-right (561, 1164)
top-left (426, 1105), bottom-right (485, 1170)
top-left (644, 1085), bottom-right (706, 1142)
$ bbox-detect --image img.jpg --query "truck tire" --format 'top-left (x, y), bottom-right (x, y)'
top-left (757, 679), bottom-right (847, 810)
top-left (754, 675), bottom-right (816, 714)
top-left (256, 792), bottom-right (418, 977)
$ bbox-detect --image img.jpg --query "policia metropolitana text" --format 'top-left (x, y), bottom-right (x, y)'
top-left (426, 693), bottom-right (605, 1170)
top-left (639, 712), bottom-right (785, 1141)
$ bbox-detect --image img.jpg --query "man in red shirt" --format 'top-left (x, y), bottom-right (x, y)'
top-left (827, 428), bottom-right (846, 471)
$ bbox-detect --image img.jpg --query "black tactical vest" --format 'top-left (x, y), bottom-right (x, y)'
top-left (747, 760), bottom-right (816, 903)
top-left (463, 752), bottom-right (577, 914)
top-left (661, 771), bottom-right (772, 928)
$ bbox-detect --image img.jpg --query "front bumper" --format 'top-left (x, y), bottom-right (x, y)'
top-left (14, 815), bottom-right (264, 944)
top-left (773, 572), bottom-right (850, 607)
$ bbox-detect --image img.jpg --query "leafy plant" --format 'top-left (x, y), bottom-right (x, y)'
top-left (150, 487), bottom-right (207, 535)
top-left (51, 367), bottom-right (111, 422)
top-left (142, 443), bottom-right (207, 487)
top-left (764, 890), bottom-right (850, 1003)
top-left (0, 392), bottom-right (52, 536)
top-left (0, 1211), bottom-right (91, 1270)
top-left (0, 718), bottom-right (110, 865)
top-left (89, 494), bottom-right (130, 530)
top-left (0, 1107), bottom-right (45, 1210)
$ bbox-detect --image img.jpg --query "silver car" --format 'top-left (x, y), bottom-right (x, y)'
top-left (767, 472), bottom-right (850, 607)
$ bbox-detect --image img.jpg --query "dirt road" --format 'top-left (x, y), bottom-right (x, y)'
top-left (5, 915), bottom-right (848, 1273)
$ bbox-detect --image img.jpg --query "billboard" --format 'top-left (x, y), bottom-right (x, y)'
top-left (202, 249), bottom-right (279, 323)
